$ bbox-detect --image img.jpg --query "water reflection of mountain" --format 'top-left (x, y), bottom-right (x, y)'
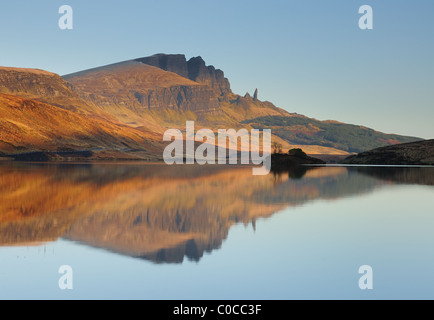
top-left (1, 163), bottom-right (430, 264)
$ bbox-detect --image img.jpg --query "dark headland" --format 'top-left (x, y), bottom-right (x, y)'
top-left (342, 139), bottom-right (434, 165)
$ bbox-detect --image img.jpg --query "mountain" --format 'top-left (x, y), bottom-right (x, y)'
top-left (342, 139), bottom-right (434, 165)
top-left (64, 54), bottom-right (421, 155)
top-left (63, 60), bottom-right (222, 129)
top-left (0, 67), bottom-right (163, 159)
top-left (0, 55), bottom-right (424, 157)
top-left (63, 55), bottom-right (289, 129)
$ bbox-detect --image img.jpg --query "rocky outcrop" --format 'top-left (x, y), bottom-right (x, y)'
top-left (186, 56), bottom-right (231, 96)
top-left (135, 54), bottom-right (189, 79)
top-left (136, 54), bottom-right (231, 96)
top-left (138, 237), bottom-right (225, 264)
top-left (244, 93), bottom-right (252, 100)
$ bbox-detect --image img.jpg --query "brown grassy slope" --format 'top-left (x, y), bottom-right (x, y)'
top-left (64, 60), bottom-right (201, 88)
top-left (0, 64), bottom-right (351, 156)
top-left (0, 66), bottom-right (110, 118)
top-left (0, 93), bottom-right (163, 155)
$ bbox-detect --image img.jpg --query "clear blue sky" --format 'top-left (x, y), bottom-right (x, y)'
top-left (1, 0), bottom-right (433, 138)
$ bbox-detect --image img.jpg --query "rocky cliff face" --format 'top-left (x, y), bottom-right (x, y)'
top-left (136, 85), bottom-right (219, 111)
top-left (64, 61), bottom-right (220, 126)
top-left (136, 54), bottom-right (231, 96)
top-left (136, 54), bottom-right (190, 79)
top-left (187, 56), bottom-right (231, 96)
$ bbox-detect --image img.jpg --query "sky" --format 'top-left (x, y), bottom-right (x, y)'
top-left (0, 0), bottom-right (433, 138)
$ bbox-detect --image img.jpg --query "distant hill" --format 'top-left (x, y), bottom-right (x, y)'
top-left (342, 139), bottom-right (434, 165)
top-left (242, 115), bottom-right (422, 154)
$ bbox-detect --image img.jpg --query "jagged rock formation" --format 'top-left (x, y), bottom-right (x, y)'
top-left (253, 88), bottom-right (258, 101)
top-left (186, 56), bottom-right (231, 96)
top-left (135, 54), bottom-right (190, 78)
top-left (244, 92), bottom-right (252, 100)
top-left (136, 54), bottom-right (231, 96)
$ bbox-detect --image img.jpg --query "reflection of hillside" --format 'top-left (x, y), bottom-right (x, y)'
top-left (266, 167), bottom-right (384, 205)
top-left (0, 163), bottom-right (389, 263)
top-left (349, 167), bottom-right (434, 186)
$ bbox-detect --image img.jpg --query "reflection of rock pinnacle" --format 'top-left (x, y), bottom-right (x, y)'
top-left (252, 219), bottom-right (256, 232)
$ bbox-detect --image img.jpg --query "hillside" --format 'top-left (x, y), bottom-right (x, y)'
top-left (242, 115), bottom-right (422, 154)
top-left (0, 93), bottom-right (163, 158)
top-left (61, 55), bottom-right (350, 154)
top-left (342, 139), bottom-right (434, 165)
top-left (0, 66), bottom-right (111, 118)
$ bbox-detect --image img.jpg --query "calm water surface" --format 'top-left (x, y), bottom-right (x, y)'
top-left (0, 162), bottom-right (433, 299)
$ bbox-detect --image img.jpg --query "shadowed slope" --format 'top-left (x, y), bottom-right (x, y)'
top-left (343, 139), bottom-right (434, 165)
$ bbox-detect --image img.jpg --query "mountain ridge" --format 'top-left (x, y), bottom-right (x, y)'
top-left (0, 54), bottom-right (424, 158)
